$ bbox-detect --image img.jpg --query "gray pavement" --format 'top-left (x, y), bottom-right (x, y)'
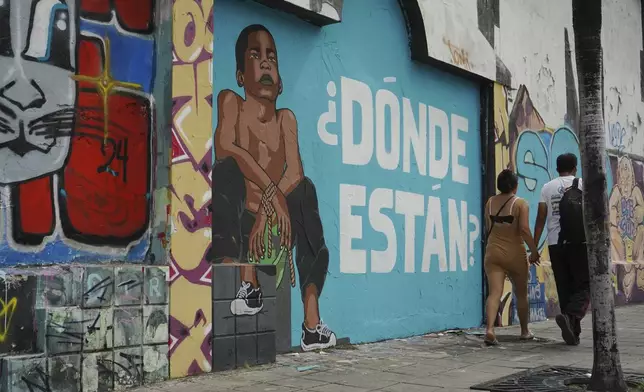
top-left (136, 305), bottom-right (644, 392)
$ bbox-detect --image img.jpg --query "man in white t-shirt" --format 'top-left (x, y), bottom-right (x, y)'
top-left (534, 153), bottom-right (589, 346)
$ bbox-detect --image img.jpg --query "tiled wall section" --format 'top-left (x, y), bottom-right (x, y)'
top-left (0, 265), bottom-right (169, 391)
top-left (212, 265), bottom-right (277, 371)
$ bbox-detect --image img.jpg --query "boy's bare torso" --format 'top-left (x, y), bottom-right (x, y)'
top-left (235, 94), bottom-right (286, 213)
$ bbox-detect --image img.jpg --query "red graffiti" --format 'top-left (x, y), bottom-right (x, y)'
top-left (12, 177), bottom-right (55, 244)
top-left (9, 4), bottom-right (154, 248)
top-left (60, 91), bottom-right (150, 241)
top-left (80, 0), bottom-right (154, 33)
top-left (114, 0), bottom-right (154, 32)
top-left (79, 0), bottom-right (111, 15)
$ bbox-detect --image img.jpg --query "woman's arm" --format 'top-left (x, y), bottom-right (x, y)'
top-left (518, 200), bottom-right (539, 255)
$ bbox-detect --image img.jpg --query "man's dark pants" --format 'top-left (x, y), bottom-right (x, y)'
top-left (210, 157), bottom-right (329, 299)
top-left (548, 243), bottom-right (590, 336)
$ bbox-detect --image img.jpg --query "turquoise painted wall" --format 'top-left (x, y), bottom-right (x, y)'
top-left (213, 0), bottom-right (483, 345)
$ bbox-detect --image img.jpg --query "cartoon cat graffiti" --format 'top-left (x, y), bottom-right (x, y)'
top-left (0, 0), bottom-right (77, 184)
top-left (211, 24), bottom-right (336, 351)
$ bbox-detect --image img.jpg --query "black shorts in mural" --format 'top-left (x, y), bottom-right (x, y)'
top-left (211, 157), bottom-right (329, 296)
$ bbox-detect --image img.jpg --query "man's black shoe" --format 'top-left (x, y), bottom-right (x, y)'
top-left (555, 314), bottom-right (577, 345)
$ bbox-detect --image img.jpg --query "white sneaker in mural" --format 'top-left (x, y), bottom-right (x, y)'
top-left (300, 321), bottom-right (337, 352)
top-left (230, 281), bottom-right (263, 316)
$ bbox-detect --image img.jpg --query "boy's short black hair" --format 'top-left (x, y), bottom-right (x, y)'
top-left (235, 24), bottom-right (274, 74)
top-left (556, 153), bottom-right (578, 174)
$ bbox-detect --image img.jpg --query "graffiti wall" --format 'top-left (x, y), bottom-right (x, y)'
top-left (495, 86), bottom-right (644, 324)
top-left (401, 0), bottom-right (644, 325)
top-left (487, 0), bottom-right (644, 324)
top-left (404, 0), bottom-right (498, 80)
top-left (603, 0), bottom-right (644, 157)
top-left (0, 0), bottom-right (168, 265)
top-left (212, 0), bottom-right (483, 346)
top-left (0, 265), bottom-right (170, 391)
top-left (610, 154), bottom-right (644, 305)
top-left (602, 0), bottom-right (644, 307)
top-left (0, 0), bottom-right (172, 390)
top-left (168, 0), bottom-right (214, 378)
top-left (494, 83), bottom-right (578, 324)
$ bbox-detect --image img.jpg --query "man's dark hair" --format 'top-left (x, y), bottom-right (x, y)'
top-left (497, 169), bottom-right (519, 194)
top-left (556, 153), bottom-right (578, 174)
top-left (235, 24), bottom-right (274, 74)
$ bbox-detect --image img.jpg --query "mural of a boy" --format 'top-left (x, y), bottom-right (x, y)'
top-left (211, 24), bottom-right (337, 351)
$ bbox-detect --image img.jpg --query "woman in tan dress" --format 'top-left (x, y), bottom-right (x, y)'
top-left (484, 169), bottom-right (540, 345)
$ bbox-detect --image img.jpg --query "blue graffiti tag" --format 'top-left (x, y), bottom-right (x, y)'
top-left (609, 122), bottom-right (627, 153)
top-left (514, 127), bottom-right (581, 249)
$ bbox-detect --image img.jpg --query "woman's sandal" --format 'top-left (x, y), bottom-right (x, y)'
top-left (484, 335), bottom-right (499, 346)
top-left (520, 332), bottom-right (535, 341)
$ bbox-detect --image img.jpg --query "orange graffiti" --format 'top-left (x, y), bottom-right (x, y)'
top-left (443, 37), bottom-right (473, 70)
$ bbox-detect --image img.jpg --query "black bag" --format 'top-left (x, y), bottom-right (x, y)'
top-left (558, 178), bottom-right (586, 244)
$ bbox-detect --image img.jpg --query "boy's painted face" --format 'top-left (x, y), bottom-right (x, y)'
top-left (239, 30), bottom-right (281, 101)
top-left (0, 0), bottom-right (77, 184)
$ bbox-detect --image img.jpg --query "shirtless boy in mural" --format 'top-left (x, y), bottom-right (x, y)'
top-left (609, 156), bottom-right (644, 300)
top-left (211, 24), bottom-right (336, 351)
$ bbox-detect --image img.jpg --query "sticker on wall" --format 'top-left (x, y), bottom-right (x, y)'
top-left (283, 0), bottom-right (342, 21)
top-left (251, 0), bottom-right (343, 25)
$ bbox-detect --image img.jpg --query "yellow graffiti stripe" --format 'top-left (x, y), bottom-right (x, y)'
top-left (169, 278), bottom-right (212, 377)
top-left (0, 297), bottom-right (18, 343)
top-left (494, 83), bottom-right (510, 177)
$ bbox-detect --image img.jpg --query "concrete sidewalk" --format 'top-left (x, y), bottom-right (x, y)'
top-left (135, 305), bottom-right (644, 392)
